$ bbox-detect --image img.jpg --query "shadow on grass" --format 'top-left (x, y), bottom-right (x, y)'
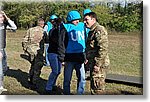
top-left (19, 54), bottom-right (64, 95)
top-left (4, 69), bottom-right (140, 95)
top-left (120, 91), bottom-right (135, 95)
top-left (5, 69), bottom-right (46, 94)
top-left (20, 53), bottom-right (30, 62)
top-left (5, 69), bottom-right (64, 95)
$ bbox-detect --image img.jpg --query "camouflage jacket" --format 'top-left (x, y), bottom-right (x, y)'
top-left (22, 26), bottom-right (44, 54)
top-left (86, 22), bottom-right (110, 68)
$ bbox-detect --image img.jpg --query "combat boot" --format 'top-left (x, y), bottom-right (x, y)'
top-left (28, 76), bottom-right (38, 90)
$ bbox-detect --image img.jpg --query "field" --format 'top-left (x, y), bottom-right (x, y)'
top-left (2, 30), bottom-right (143, 95)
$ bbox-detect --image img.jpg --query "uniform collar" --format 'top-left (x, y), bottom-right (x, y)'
top-left (90, 22), bottom-right (98, 31)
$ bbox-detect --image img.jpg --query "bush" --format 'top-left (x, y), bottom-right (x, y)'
top-left (2, 1), bottom-right (142, 32)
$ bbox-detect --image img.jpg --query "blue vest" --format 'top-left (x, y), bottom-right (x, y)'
top-left (47, 21), bottom-right (53, 33)
top-left (63, 22), bottom-right (86, 53)
top-left (85, 27), bottom-right (90, 36)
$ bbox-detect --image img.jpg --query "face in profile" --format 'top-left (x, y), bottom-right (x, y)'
top-left (84, 15), bottom-right (95, 28)
top-left (38, 20), bottom-right (45, 28)
top-left (0, 13), bottom-right (5, 23)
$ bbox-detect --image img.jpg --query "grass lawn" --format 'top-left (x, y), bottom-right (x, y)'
top-left (1, 30), bottom-right (143, 95)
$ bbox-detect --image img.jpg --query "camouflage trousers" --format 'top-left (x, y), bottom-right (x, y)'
top-left (86, 60), bottom-right (107, 95)
top-left (27, 48), bottom-right (44, 84)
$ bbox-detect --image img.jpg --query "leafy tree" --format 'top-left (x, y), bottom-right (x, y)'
top-left (2, 1), bottom-right (142, 32)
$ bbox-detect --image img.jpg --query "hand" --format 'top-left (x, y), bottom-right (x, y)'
top-left (84, 59), bottom-right (88, 64)
top-left (0, 52), bottom-right (3, 59)
top-left (0, 11), bottom-right (9, 20)
top-left (0, 11), bottom-right (4, 14)
top-left (93, 65), bottom-right (100, 72)
top-left (62, 62), bottom-right (65, 66)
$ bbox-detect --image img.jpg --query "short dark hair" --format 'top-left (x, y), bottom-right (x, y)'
top-left (38, 18), bottom-right (44, 22)
top-left (53, 18), bottom-right (63, 28)
top-left (84, 12), bottom-right (98, 22)
top-left (37, 18), bottom-right (44, 24)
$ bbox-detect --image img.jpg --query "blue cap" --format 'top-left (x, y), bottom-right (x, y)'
top-left (83, 9), bottom-right (92, 16)
top-left (66, 10), bottom-right (81, 22)
top-left (50, 15), bottom-right (58, 20)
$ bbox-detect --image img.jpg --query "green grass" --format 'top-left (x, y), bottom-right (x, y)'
top-left (108, 33), bottom-right (142, 77)
top-left (2, 30), bottom-right (143, 95)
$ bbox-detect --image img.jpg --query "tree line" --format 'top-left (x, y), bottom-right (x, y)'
top-left (2, 1), bottom-right (143, 32)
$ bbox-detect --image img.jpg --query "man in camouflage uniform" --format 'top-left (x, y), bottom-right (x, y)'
top-left (22, 18), bottom-right (45, 89)
top-left (84, 12), bottom-right (110, 95)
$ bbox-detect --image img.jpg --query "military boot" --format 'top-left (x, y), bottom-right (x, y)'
top-left (28, 75), bottom-right (38, 90)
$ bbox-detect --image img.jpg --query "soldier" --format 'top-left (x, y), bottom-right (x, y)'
top-left (84, 12), bottom-right (110, 95)
top-left (22, 18), bottom-right (45, 89)
top-left (0, 11), bottom-right (17, 94)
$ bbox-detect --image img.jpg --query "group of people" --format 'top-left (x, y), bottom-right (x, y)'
top-left (0, 9), bottom-right (110, 95)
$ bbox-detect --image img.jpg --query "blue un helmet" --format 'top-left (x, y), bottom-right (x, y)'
top-left (83, 9), bottom-right (92, 16)
top-left (66, 10), bottom-right (81, 22)
top-left (50, 14), bottom-right (58, 20)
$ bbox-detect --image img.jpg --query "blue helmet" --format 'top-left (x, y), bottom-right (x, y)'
top-left (66, 10), bottom-right (81, 22)
top-left (83, 9), bottom-right (92, 16)
top-left (50, 15), bottom-right (58, 20)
